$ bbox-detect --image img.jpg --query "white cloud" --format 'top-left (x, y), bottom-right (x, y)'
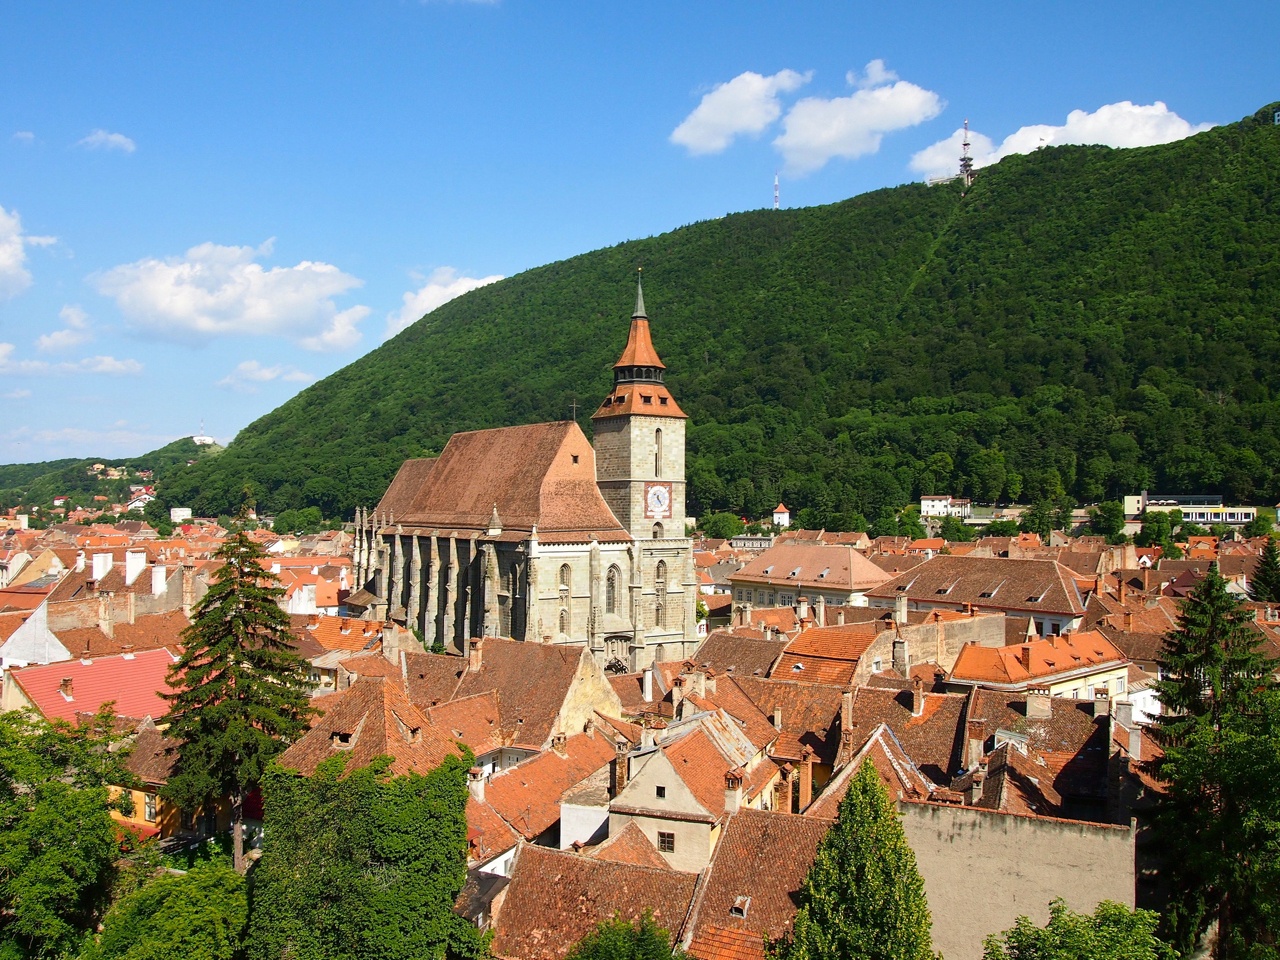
top-left (847, 59), bottom-right (898, 89)
top-left (909, 100), bottom-right (1214, 180)
top-left (385, 267), bottom-right (504, 339)
top-left (36, 305), bottom-right (92, 352)
top-left (671, 69), bottom-right (812, 155)
top-left (217, 359), bottom-right (314, 392)
top-left (77, 129), bottom-right (136, 153)
top-left (774, 65), bottom-right (944, 175)
top-left (3, 389), bottom-right (32, 399)
top-left (0, 342), bottom-right (142, 376)
top-left (0, 205), bottom-right (53, 299)
top-left (94, 240), bottom-right (370, 351)
top-left (12, 131), bottom-right (34, 143)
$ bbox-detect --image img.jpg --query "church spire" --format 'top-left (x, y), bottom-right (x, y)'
top-left (634, 271), bottom-right (646, 319)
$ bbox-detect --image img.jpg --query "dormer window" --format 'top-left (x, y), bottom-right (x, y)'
top-left (730, 896), bottom-right (751, 919)
top-left (332, 732), bottom-right (353, 750)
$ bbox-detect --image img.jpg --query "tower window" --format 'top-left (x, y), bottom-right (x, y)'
top-left (655, 428), bottom-right (663, 478)
top-left (652, 523), bottom-right (664, 539)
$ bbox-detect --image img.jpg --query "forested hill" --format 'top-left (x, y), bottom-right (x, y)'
top-left (159, 102), bottom-right (1280, 526)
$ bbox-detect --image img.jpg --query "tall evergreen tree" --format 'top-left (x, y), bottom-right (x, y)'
top-left (161, 520), bottom-right (312, 873)
top-left (1150, 563), bottom-right (1280, 957)
top-left (1249, 536), bottom-right (1280, 604)
top-left (770, 763), bottom-right (935, 960)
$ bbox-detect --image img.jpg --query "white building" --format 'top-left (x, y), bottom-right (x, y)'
top-left (920, 495), bottom-right (972, 519)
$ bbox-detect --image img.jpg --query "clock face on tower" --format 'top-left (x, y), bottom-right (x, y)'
top-left (644, 482), bottom-right (672, 519)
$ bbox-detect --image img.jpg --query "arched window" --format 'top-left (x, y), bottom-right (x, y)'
top-left (606, 565), bottom-right (619, 614)
top-left (559, 608), bottom-right (569, 636)
top-left (559, 564), bottom-right (571, 591)
top-left (655, 428), bottom-right (663, 478)
top-left (655, 602), bottom-right (665, 629)
top-left (656, 560), bottom-right (667, 585)
top-left (652, 522), bottom-right (664, 539)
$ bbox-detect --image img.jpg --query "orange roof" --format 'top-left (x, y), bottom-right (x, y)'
top-left (949, 630), bottom-right (1127, 687)
top-left (773, 622), bottom-right (881, 686)
top-left (486, 732), bottom-right (616, 839)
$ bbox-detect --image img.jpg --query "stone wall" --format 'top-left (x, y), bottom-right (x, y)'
top-left (898, 801), bottom-right (1135, 960)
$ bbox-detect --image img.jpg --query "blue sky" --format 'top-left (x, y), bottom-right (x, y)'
top-left (1, 1), bottom-right (1275, 464)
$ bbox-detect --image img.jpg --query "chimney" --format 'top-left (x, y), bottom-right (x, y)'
top-left (840, 689), bottom-right (853, 740)
top-left (640, 724), bottom-right (656, 750)
top-left (120, 644), bottom-right (135, 660)
top-left (468, 638), bottom-right (482, 673)
top-left (772, 706), bottom-right (783, 731)
top-left (642, 665), bottom-right (654, 703)
top-left (892, 638), bottom-right (909, 676)
top-left (703, 668), bottom-right (716, 696)
top-left (1119, 578), bottom-right (1127, 604)
top-left (798, 746), bottom-right (814, 810)
top-left (467, 766), bottom-right (485, 803)
top-left (724, 769), bottom-right (744, 814)
top-left (1123, 610), bottom-right (1133, 631)
top-left (1026, 687), bottom-right (1052, 720)
top-left (59, 677), bottom-right (74, 700)
top-left (1114, 699), bottom-right (1134, 730)
top-left (97, 592), bottom-right (114, 639)
top-left (151, 563), bottom-right (167, 596)
top-left (814, 595), bottom-right (826, 627)
top-left (74, 551), bottom-right (86, 573)
top-left (690, 669), bottom-right (706, 698)
top-left (124, 550), bottom-right (146, 586)
top-left (671, 675), bottom-right (685, 710)
top-left (911, 675), bottom-right (925, 717)
top-left (612, 738), bottom-right (630, 796)
top-left (836, 608), bottom-right (846, 626)
top-left (1093, 690), bottom-right (1111, 717)
top-left (965, 718), bottom-right (986, 769)
top-left (1128, 724), bottom-right (1142, 763)
top-left (895, 593), bottom-right (908, 625)
top-left (967, 761), bottom-right (987, 805)
top-left (1019, 644), bottom-right (1033, 670)
top-left (551, 731), bottom-right (567, 755)
top-left (798, 596), bottom-right (810, 623)
top-left (92, 552), bottom-right (113, 582)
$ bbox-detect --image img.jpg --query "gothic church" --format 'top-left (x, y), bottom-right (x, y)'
top-left (351, 281), bottom-right (697, 669)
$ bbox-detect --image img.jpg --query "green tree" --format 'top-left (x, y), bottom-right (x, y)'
top-left (1019, 501), bottom-right (1055, 539)
top-left (981, 519), bottom-right (1020, 538)
top-left (1087, 501), bottom-right (1126, 540)
top-left (701, 511), bottom-right (745, 540)
top-left (245, 754), bottom-right (487, 960)
top-left (1149, 564), bottom-right (1280, 957)
top-left (161, 520), bottom-right (312, 873)
top-left (0, 709), bottom-right (133, 959)
top-left (981, 898), bottom-right (1170, 960)
top-left (1243, 515), bottom-right (1275, 540)
top-left (85, 863), bottom-right (247, 960)
top-left (770, 763), bottom-right (935, 960)
top-left (939, 515), bottom-right (974, 543)
top-left (1250, 537), bottom-right (1280, 604)
top-left (565, 912), bottom-right (683, 960)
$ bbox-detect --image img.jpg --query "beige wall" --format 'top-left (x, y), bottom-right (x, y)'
top-left (611, 749), bottom-right (719, 872)
top-left (555, 650), bottom-right (626, 739)
top-left (899, 801), bottom-right (1135, 960)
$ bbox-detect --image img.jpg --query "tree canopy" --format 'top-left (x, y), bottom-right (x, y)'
top-left (1149, 564), bottom-right (1280, 957)
top-left (245, 754), bottom-right (486, 960)
top-left (981, 899), bottom-right (1170, 960)
top-left (564, 912), bottom-right (683, 960)
top-left (770, 763), bottom-right (935, 960)
top-left (161, 521), bottom-right (312, 872)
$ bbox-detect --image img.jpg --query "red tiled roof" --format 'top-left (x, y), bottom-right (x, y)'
top-left (275, 676), bottom-right (462, 778)
top-left (948, 630), bottom-right (1126, 687)
top-left (492, 844), bottom-right (697, 960)
top-left (590, 820), bottom-right (669, 869)
top-left (732, 543), bottom-right (890, 593)
top-left (686, 809), bottom-right (831, 960)
top-left (9, 647), bottom-right (180, 722)
top-left (486, 732), bottom-right (616, 840)
top-left (376, 423), bottom-right (629, 543)
top-left (54, 610), bottom-right (189, 660)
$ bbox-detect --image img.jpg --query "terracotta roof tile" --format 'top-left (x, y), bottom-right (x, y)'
top-left (8, 647), bottom-right (180, 723)
top-left (122, 724), bottom-right (179, 785)
top-left (732, 544), bottom-right (890, 594)
top-left (845, 687), bottom-right (967, 785)
top-left (866, 555), bottom-right (1087, 616)
top-left (728, 675), bottom-right (843, 764)
top-left (772, 623), bottom-right (883, 687)
top-left (376, 423), bottom-right (629, 543)
top-left (54, 610), bottom-right (189, 660)
top-left (693, 631), bottom-right (788, 679)
top-left (686, 809), bottom-right (831, 960)
top-left (948, 630), bottom-right (1127, 687)
top-left (276, 676), bottom-right (462, 778)
top-left (492, 845), bottom-right (697, 960)
top-left (589, 820), bottom-right (670, 869)
top-left (486, 732), bottom-right (616, 839)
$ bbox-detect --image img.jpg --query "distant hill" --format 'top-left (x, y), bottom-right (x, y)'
top-left (0, 437), bottom-right (223, 511)
top-left (146, 103), bottom-right (1280, 523)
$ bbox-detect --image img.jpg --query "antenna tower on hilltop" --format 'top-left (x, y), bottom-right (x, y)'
top-left (774, 171), bottom-right (780, 210)
top-left (960, 119), bottom-right (975, 189)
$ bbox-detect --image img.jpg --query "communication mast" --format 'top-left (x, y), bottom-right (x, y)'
top-left (774, 171), bottom-right (780, 210)
top-left (960, 119), bottom-right (975, 189)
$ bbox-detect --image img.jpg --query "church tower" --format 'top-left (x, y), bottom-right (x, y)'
top-left (593, 277), bottom-right (697, 666)
top-left (592, 277), bottom-right (688, 540)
